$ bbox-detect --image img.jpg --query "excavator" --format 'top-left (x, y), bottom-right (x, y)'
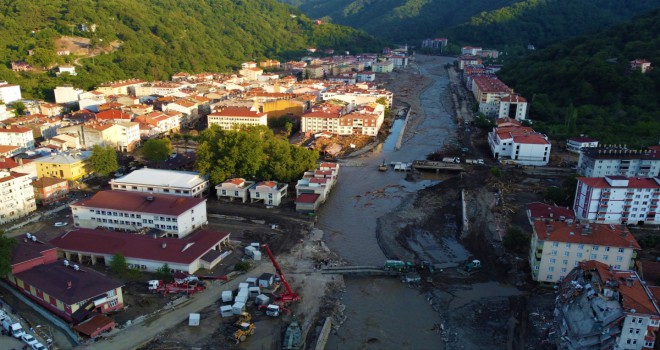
top-left (261, 244), bottom-right (300, 305)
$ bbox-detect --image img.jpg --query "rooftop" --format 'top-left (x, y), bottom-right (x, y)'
top-left (578, 176), bottom-right (660, 189)
top-left (534, 221), bottom-right (640, 249)
top-left (526, 202), bottom-right (575, 221)
top-left (50, 229), bottom-right (230, 265)
top-left (209, 107), bottom-right (266, 118)
top-left (35, 152), bottom-right (91, 165)
top-left (296, 193), bottom-right (320, 204)
top-left (11, 233), bottom-right (57, 266)
top-left (110, 168), bottom-right (208, 189)
top-left (71, 190), bottom-right (206, 216)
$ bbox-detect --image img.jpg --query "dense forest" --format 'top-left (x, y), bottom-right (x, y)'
top-left (280, 0), bottom-right (660, 49)
top-left (0, 0), bottom-right (383, 100)
top-left (498, 9), bottom-right (660, 146)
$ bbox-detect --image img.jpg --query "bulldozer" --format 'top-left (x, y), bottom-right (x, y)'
top-left (234, 322), bottom-right (256, 342)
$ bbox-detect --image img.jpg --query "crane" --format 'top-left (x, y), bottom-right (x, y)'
top-left (261, 244), bottom-right (300, 305)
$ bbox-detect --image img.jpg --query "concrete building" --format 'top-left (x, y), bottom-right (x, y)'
top-left (422, 38), bottom-right (448, 49)
top-left (57, 122), bottom-right (140, 152)
top-left (134, 111), bottom-right (181, 138)
top-left (95, 79), bottom-right (144, 96)
top-left (529, 221), bottom-right (640, 283)
top-left (249, 181), bottom-right (288, 207)
top-left (295, 193), bottom-right (321, 214)
top-left (471, 76), bottom-right (514, 116)
top-left (462, 46), bottom-right (482, 55)
top-left (216, 178), bottom-right (254, 203)
top-left (8, 233), bottom-right (124, 323)
top-left (0, 81), bottom-right (22, 103)
top-left (0, 125), bottom-right (35, 155)
top-left (54, 86), bottom-right (84, 105)
top-left (0, 170), bottom-right (36, 224)
top-left (207, 107), bottom-right (267, 130)
top-left (526, 202), bottom-right (575, 225)
top-left (32, 176), bottom-right (69, 205)
top-left (51, 229), bottom-right (231, 274)
top-left (554, 260), bottom-right (660, 350)
top-left (372, 61), bottom-right (394, 73)
top-left (497, 94), bottom-right (528, 121)
top-left (34, 151), bottom-right (91, 181)
top-left (630, 59), bottom-right (653, 74)
top-left (321, 87), bottom-right (393, 108)
top-left (577, 146), bottom-right (660, 178)
top-left (566, 137), bottom-right (598, 153)
top-left (488, 123), bottom-right (551, 166)
top-left (574, 176), bottom-right (660, 225)
top-left (110, 168), bottom-right (210, 198)
top-left (70, 191), bottom-right (208, 238)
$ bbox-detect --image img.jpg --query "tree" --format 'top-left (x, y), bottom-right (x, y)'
top-left (0, 232), bottom-right (17, 276)
top-left (284, 121), bottom-right (293, 136)
top-left (141, 138), bottom-right (173, 162)
top-left (87, 145), bottom-right (119, 176)
top-left (109, 253), bottom-right (127, 275)
top-left (502, 227), bottom-right (530, 253)
top-left (155, 263), bottom-right (172, 282)
top-left (12, 101), bottom-right (26, 117)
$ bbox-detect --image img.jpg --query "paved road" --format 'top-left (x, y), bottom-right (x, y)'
top-left (82, 261), bottom-right (272, 350)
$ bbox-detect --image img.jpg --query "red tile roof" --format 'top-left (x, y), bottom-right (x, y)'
top-left (577, 177), bottom-right (660, 189)
top-left (224, 178), bottom-right (245, 186)
top-left (256, 181), bottom-right (276, 188)
top-left (534, 221), bottom-right (640, 249)
top-left (95, 109), bottom-right (131, 121)
top-left (472, 75), bottom-right (513, 94)
top-left (11, 234), bottom-right (57, 266)
top-left (50, 229), bottom-right (230, 265)
top-left (71, 191), bottom-right (205, 216)
top-left (14, 261), bottom-right (123, 305)
top-left (513, 134), bottom-right (550, 145)
top-left (32, 176), bottom-right (68, 189)
top-left (296, 193), bottom-right (320, 204)
top-left (0, 126), bottom-right (32, 133)
top-left (0, 155), bottom-right (19, 168)
top-left (526, 202), bottom-right (574, 221)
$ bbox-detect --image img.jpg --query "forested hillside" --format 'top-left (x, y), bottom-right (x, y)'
top-left (281, 0), bottom-right (660, 48)
top-left (0, 0), bottom-right (382, 100)
top-left (497, 10), bottom-right (660, 146)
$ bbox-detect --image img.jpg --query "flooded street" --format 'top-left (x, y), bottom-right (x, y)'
top-left (320, 55), bottom-right (456, 349)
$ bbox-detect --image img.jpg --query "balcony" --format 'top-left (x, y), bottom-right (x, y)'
top-left (625, 198), bottom-right (633, 202)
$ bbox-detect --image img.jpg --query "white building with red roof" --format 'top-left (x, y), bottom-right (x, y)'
top-left (0, 170), bottom-right (36, 224)
top-left (51, 229), bottom-right (231, 274)
top-left (555, 260), bottom-right (660, 349)
top-left (630, 59), bottom-right (652, 74)
top-left (497, 94), bottom-right (527, 121)
top-left (529, 221), bottom-right (640, 283)
top-left (0, 125), bottom-right (35, 155)
top-left (249, 181), bottom-right (288, 207)
top-left (207, 107), bottom-right (267, 130)
top-left (471, 75), bottom-right (514, 116)
top-left (488, 123), bottom-right (551, 166)
top-left (461, 46), bottom-right (482, 55)
top-left (216, 178), bottom-right (255, 203)
top-left (110, 168), bottom-right (209, 198)
top-left (70, 191), bottom-right (207, 238)
top-left (574, 176), bottom-right (660, 225)
top-left (134, 111), bottom-right (181, 138)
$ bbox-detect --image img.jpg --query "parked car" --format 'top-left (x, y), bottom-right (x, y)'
top-left (32, 342), bottom-right (47, 350)
top-left (53, 222), bottom-right (67, 227)
top-left (21, 333), bottom-right (38, 346)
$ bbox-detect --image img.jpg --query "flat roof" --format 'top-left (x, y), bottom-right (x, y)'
top-left (35, 152), bottom-right (91, 165)
top-left (71, 190), bottom-right (206, 216)
top-left (50, 229), bottom-right (230, 265)
top-left (14, 261), bottom-right (123, 305)
top-left (111, 168), bottom-right (208, 189)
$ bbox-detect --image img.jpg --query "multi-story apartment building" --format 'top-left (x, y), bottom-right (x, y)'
top-left (70, 191), bottom-right (208, 238)
top-left (110, 168), bottom-right (210, 198)
top-left (300, 102), bottom-right (347, 135)
top-left (488, 122), bottom-right (551, 166)
top-left (574, 176), bottom-right (660, 225)
top-left (35, 152), bottom-right (91, 181)
top-left (53, 86), bottom-right (84, 105)
top-left (577, 146), bottom-right (660, 178)
top-left (555, 260), bottom-right (660, 350)
top-left (372, 60), bottom-right (394, 73)
top-left (0, 170), bottom-right (36, 224)
top-left (471, 76), bottom-right (514, 116)
top-left (0, 125), bottom-right (35, 155)
top-left (32, 176), bottom-right (69, 205)
top-left (529, 221), bottom-right (640, 283)
top-left (95, 79), bottom-right (144, 96)
top-left (57, 121), bottom-right (140, 152)
top-left (566, 137), bottom-right (598, 153)
top-left (0, 81), bottom-right (22, 103)
top-left (134, 111), bottom-right (181, 138)
top-left (422, 38), bottom-right (448, 49)
top-left (207, 107), bottom-right (267, 130)
top-left (321, 87), bottom-right (393, 108)
top-left (497, 94), bottom-right (527, 121)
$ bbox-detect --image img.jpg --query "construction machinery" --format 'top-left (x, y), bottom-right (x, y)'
top-left (147, 280), bottom-right (206, 296)
top-left (458, 260), bottom-right (482, 275)
top-left (383, 260), bottom-right (414, 272)
top-left (233, 322), bottom-right (256, 342)
top-left (234, 312), bottom-right (252, 327)
top-left (261, 244), bottom-right (300, 305)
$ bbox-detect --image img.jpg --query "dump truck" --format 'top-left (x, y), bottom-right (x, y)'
top-left (442, 157), bottom-right (461, 164)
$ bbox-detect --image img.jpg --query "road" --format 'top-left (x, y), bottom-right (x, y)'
top-left (80, 261), bottom-right (273, 350)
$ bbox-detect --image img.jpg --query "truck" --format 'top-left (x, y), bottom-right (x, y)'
top-left (2, 317), bottom-right (25, 338)
top-left (465, 159), bottom-right (484, 165)
top-left (442, 157), bottom-right (461, 164)
top-left (384, 260), bottom-right (414, 272)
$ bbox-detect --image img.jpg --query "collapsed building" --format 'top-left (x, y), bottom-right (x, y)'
top-left (554, 260), bottom-right (660, 350)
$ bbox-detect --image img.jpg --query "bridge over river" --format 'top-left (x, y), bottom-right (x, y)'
top-left (320, 262), bottom-right (461, 277)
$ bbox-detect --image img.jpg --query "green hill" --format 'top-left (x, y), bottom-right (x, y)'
top-left (497, 9), bottom-right (660, 146)
top-left (0, 0), bottom-right (383, 100)
top-left (280, 0), bottom-right (660, 48)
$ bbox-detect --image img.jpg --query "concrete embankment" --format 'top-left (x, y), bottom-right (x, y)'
top-left (395, 108), bottom-right (412, 150)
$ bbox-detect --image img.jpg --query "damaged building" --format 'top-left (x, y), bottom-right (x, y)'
top-left (554, 260), bottom-right (660, 350)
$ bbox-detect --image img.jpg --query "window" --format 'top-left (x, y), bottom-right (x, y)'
top-left (603, 255), bottom-right (609, 260)
top-left (561, 268), bottom-right (567, 273)
top-left (593, 246), bottom-right (599, 251)
top-left (576, 252), bottom-right (583, 258)
top-left (108, 299), bottom-right (118, 308)
top-left (549, 258), bottom-right (556, 264)
top-left (163, 189), bottom-right (169, 193)
top-left (546, 274), bottom-right (553, 280)
top-left (578, 244), bottom-right (584, 250)
top-left (534, 265), bottom-right (539, 270)
top-left (590, 254), bottom-right (597, 259)
top-left (565, 243), bottom-right (571, 248)
top-left (548, 266), bottom-right (555, 272)
top-left (618, 248), bottom-right (624, 253)
top-left (562, 259), bottom-right (568, 265)
top-left (650, 319), bottom-right (659, 327)
top-left (552, 242), bottom-right (559, 247)
top-left (564, 251), bottom-right (570, 257)
top-left (616, 256), bottom-right (623, 262)
top-left (605, 247), bottom-right (610, 252)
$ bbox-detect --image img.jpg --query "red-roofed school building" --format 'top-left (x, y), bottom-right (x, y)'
top-left (488, 121), bottom-right (551, 166)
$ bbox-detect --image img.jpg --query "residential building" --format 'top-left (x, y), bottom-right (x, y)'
top-left (111, 122), bottom-right (140, 152)
top-left (471, 76), bottom-right (514, 116)
top-left (110, 168), bottom-right (210, 198)
top-left (566, 137), bottom-right (599, 153)
top-left (457, 55), bottom-right (483, 70)
top-left (462, 46), bottom-right (482, 55)
top-left (32, 177), bottom-right (69, 205)
top-left (207, 107), bottom-right (267, 130)
top-left (260, 59), bottom-right (281, 69)
top-left (321, 87), bottom-right (393, 108)
top-left (422, 38), bottom-right (448, 49)
top-left (529, 221), bottom-right (640, 283)
top-left (78, 91), bottom-right (106, 112)
top-left (34, 151), bottom-right (91, 181)
top-left (56, 65), bottom-right (76, 76)
top-left (54, 86), bottom-right (84, 105)
top-left (526, 202), bottom-right (575, 225)
top-left (573, 176), bottom-right (660, 225)
top-left (303, 65), bottom-right (325, 79)
top-left (385, 54), bottom-right (408, 68)
top-left (216, 178), bottom-right (254, 203)
top-left (295, 178), bottom-right (331, 202)
top-left (95, 79), bottom-right (144, 96)
top-left (241, 61), bottom-right (258, 69)
top-left (295, 193), bottom-right (321, 214)
top-left (554, 261), bottom-right (660, 350)
top-left (336, 104), bottom-right (385, 136)
top-left (239, 67), bottom-right (264, 81)
top-left (70, 190), bottom-right (208, 238)
top-left (249, 181), bottom-right (288, 206)
top-left (51, 229), bottom-right (231, 274)
top-left (577, 146), bottom-right (660, 178)
top-left (0, 81), bottom-right (21, 103)
top-left (357, 71), bottom-right (376, 82)
top-left (95, 109), bottom-right (132, 123)
top-left (300, 101), bottom-right (347, 135)
top-left (372, 61), bottom-right (394, 73)
top-left (497, 94), bottom-right (527, 121)
top-left (134, 111), bottom-right (181, 138)
top-left (488, 122), bottom-right (551, 166)
top-left (57, 122), bottom-right (140, 152)
top-left (630, 59), bottom-right (653, 74)
top-left (0, 170), bottom-right (36, 224)
top-left (8, 233), bottom-right (124, 323)
top-left (0, 125), bottom-right (35, 155)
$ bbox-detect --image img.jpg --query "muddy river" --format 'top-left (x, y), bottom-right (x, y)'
top-left (319, 55), bottom-right (457, 349)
